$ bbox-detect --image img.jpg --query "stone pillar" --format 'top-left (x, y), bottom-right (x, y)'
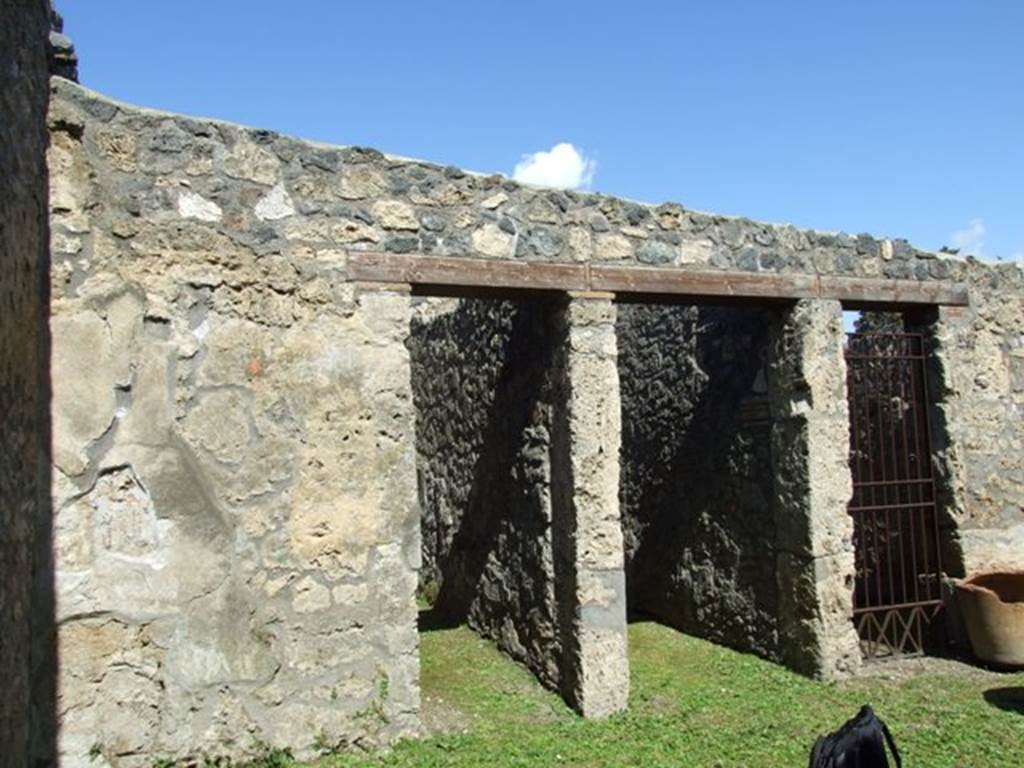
top-left (767, 299), bottom-right (861, 679)
top-left (346, 281), bottom-right (422, 740)
top-left (550, 292), bottom-right (629, 718)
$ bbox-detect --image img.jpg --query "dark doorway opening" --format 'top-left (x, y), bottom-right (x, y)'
top-left (409, 294), bottom-right (565, 689)
top-left (619, 301), bottom-right (784, 662)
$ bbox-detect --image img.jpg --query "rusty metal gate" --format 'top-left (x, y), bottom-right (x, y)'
top-left (845, 332), bottom-right (943, 659)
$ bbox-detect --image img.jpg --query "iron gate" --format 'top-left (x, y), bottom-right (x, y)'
top-left (845, 332), bottom-right (943, 659)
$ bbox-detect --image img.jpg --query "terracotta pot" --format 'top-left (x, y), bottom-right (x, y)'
top-left (954, 572), bottom-right (1024, 669)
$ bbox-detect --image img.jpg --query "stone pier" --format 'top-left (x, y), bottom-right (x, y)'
top-left (551, 293), bottom-right (630, 718)
top-left (767, 299), bottom-right (862, 679)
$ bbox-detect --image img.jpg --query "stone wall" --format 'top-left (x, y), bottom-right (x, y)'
top-left (618, 303), bottom-right (782, 660)
top-left (46, 81), bottom-right (1024, 588)
top-left (40, 69), bottom-right (1024, 759)
top-left (928, 285), bottom-right (1024, 574)
top-left (47, 86), bottom-right (421, 764)
top-left (46, 74), bottom-right (1016, 289)
top-left (851, 298), bottom-right (1024, 577)
top-left (1, 1), bottom-right (55, 765)
top-left (410, 297), bottom-right (563, 687)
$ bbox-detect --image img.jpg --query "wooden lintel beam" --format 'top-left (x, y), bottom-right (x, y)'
top-left (816, 275), bottom-right (969, 307)
top-left (589, 265), bottom-right (819, 300)
top-left (345, 252), bottom-right (970, 307)
top-left (347, 251), bottom-right (588, 292)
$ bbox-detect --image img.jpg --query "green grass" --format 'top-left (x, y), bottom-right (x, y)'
top-left (313, 621), bottom-right (1023, 768)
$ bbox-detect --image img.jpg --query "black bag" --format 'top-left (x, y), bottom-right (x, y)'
top-left (808, 705), bottom-right (902, 768)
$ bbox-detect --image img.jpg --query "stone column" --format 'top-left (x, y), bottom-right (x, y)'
top-left (550, 292), bottom-right (629, 718)
top-left (767, 299), bottom-right (861, 679)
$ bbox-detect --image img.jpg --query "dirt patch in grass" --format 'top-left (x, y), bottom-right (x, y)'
top-left (854, 652), bottom-right (1020, 683)
top-left (419, 693), bottom-right (475, 736)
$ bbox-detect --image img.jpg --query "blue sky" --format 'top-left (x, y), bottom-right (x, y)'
top-left (61, 1), bottom-right (1022, 259)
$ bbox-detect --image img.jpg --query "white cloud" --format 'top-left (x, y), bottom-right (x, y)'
top-left (512, 142), bottom-right (596, 189)
top-left (949, 218), bottom-right (986, 256)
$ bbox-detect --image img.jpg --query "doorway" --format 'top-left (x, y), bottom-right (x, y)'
top-left (845, 323), bottom-right (944, 658)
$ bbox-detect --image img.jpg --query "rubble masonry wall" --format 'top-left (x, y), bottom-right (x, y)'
top-left (42, 72), bottom-right (1023, 761)
top-left (618, 304), bottom-right (783, 660)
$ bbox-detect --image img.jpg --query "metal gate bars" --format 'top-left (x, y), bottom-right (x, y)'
top-left (845, 332), bottom-right (943, 659)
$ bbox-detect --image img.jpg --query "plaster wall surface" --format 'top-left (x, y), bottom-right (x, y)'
top-left (48, 84), bottom-right (421, 765)
top-left (1, 1), bottom-right (55, 764)
top-left (49, 79), bottom-right (1021, 582)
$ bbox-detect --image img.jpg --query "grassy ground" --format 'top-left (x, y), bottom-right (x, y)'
top-left (314, 621), bottom-right (1024, 768)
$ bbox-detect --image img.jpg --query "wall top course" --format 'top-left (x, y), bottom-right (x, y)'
top-left (49, 77), bottom-right (1023, 304)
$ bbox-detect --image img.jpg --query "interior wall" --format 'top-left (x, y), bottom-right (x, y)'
top-left (617, 303), bottom-right (783, 661)
top-left (409, 297), bottom-right (563, 688)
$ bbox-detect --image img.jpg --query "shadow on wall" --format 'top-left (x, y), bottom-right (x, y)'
top-left (620, 303), bottom-right (782, 662)
top-left (0, 0), bottom-right (58, 763)
top-left (410, 298), bottom-right (786, 674)
top-left (0, 223), bottom-right (58, 767)
top-left (408, 297), bottom-right (563, 688)
top-left (31, 293), bottom-right (57, 768)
